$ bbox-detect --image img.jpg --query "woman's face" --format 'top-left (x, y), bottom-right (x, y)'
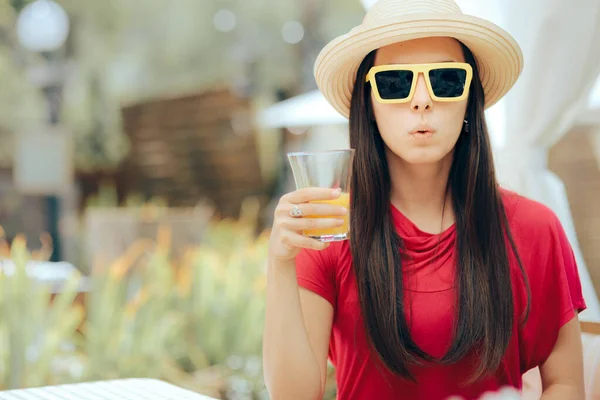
top-left (371, 37), bottom-right (469, 166)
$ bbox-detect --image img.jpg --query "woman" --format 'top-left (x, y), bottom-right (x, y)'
top-left (262, 0), bottom-right (586, 399)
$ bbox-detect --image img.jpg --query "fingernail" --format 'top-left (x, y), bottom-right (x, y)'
top-left (332, 188), bottom-right (341, 196)
top-left (341, 207), bottom-right (348, 214)
top-left (336, 219), bottom-right (345, 225)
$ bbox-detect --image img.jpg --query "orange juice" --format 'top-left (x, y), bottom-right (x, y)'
top-left (303, 192), bottom-right (350, 238)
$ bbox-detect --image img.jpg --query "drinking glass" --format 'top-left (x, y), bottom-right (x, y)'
top-left (287, 149), bottom-right (355, 242)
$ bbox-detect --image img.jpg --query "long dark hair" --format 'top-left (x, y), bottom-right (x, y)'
top-left (348, 43), bottom-right (530, 383)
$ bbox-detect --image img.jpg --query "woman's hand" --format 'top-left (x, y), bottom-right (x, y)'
top-left (268, 187), bottom-right (348, 264)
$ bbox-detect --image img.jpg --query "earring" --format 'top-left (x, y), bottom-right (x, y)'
top-left (463, 119), bottom-right (469, 133)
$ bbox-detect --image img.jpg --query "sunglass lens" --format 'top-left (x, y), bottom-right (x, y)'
top-left (374, 70), bottom-right (413, 100)
top-left (428, 68), bottom-right (467, 98)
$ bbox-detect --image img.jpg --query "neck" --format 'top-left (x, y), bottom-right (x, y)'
top-left (388, 150), bottom-right (455, 234)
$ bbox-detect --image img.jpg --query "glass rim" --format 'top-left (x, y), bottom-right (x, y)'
top-left (287, 148), bottom-right (355, 157)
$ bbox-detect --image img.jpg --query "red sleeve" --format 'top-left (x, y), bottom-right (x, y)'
top-left (554, 217), bottom-right (587, 325)
top-left (520, 204), bottom-right (587, 370)
top-left (295, 246), bottom-right (338, 308)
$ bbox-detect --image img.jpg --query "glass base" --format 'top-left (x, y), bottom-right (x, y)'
top-left (308, 232), bottom-right (349, 243)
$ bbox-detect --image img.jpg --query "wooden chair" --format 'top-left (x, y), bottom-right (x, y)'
top-left (581, 321), bottom-right (600, 335)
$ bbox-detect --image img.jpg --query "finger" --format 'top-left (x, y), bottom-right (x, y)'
top-left (281, 232), bottom-right (331, 251)
top-left (276, 202), bottom-right (348, 218)
top-left (283, 217), bottom-right (345, 232)
top-left (281, 187), bottom-right (342, 204)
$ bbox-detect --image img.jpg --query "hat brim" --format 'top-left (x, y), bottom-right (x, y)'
top-left (314, 13), bottom-right (523, 118)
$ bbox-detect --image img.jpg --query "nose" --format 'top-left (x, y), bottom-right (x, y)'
top-left (410, 73), bottom-right (432, 112)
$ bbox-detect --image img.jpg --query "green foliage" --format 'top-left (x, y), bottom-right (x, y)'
top-left (0, 199), bottom-right (276, 398)
top-left (0, 235), bottom-right (84, 390)
top-left (9, 0), bottom-right (30, 13)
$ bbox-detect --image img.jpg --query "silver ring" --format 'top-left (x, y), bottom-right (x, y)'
top-left (290, 204), bottom-right (303, 218)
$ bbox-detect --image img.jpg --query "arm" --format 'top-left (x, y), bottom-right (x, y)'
top-left (539, 316), bottom-right (585, 399)
top-left (262, 261), bottom-right (334, 400)
top-left (262, 187), bottom-right (345, 400)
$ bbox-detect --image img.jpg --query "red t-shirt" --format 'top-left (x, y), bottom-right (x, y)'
top-left (295, 189), bottom-right (586, 400)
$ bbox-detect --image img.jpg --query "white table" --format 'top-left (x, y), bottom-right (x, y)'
top-left (0, 378), bottom-right (218, 399)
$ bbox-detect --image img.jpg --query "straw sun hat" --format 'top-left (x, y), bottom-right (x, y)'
top-left (314, 0), bottom-right (523, 118)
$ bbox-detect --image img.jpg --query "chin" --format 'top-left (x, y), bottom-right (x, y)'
top-left (402, 155), bottom-right (446, 165)
top-left (393, 148), bottom-right (449, 165)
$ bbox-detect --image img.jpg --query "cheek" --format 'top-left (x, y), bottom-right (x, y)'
top-left (434, 109), bottom-right (466, 151)
top-left (371, 101), bottom-right (412, 141)
top-left (444, 102), bottom-right (469, 143)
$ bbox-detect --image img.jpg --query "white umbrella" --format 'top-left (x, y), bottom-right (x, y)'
top-left (257, 89), bottom-right (348, 128)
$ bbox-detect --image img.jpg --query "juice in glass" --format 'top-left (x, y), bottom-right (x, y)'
top-left (303, 192), bottom-right (350, 239)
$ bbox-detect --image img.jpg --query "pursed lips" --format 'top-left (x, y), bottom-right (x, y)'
top-left (409, 124), bottom-right (436, 135)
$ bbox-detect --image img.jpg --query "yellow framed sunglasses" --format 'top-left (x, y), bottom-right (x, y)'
top-left (365, 62), bottom-right (473, 104)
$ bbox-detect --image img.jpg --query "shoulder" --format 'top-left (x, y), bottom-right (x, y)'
top-left (499, 188), bottom-right (562, 241)
top-left (499, 188), bottom-right (578, 288)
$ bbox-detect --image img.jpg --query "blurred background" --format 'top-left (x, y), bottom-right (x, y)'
top-left (0, 0), bottom-right (598, 399)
